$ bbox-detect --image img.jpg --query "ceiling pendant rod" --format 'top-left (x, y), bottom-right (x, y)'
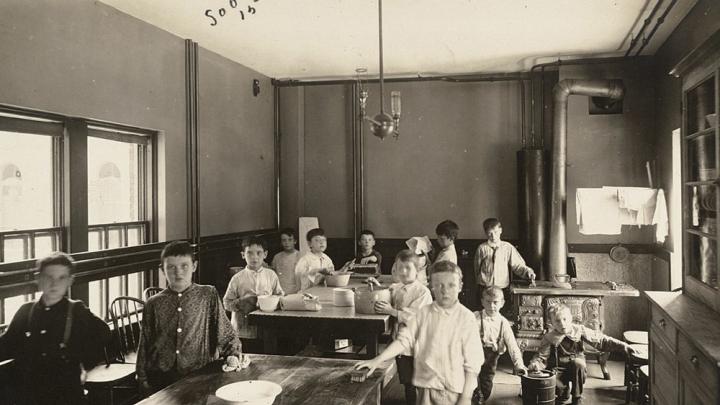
top-left (378, 0), bottom-right (385, 115)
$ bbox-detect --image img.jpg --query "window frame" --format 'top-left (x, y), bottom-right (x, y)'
top-left (0, 105), bottom-right (160, 324)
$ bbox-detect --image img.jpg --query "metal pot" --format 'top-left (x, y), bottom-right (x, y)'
top-left (353, 286), bottom-right (391, 314)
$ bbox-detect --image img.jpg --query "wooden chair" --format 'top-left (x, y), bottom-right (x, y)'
top-left (143, 286), bottom-right (163, 302)
top-left (84, 297), bottom-right (144, 405)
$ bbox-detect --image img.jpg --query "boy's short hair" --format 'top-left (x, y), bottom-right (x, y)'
top-left (435, 220), bottom-right (459, 240)
top-left (359, 229), bottom-right (375, 238)
top-left (429, 260), bottom-right (463, 281)
top-left (242, 236), bottom-right (267, 251)
top-left (306, 227), bottom-right (325, 242)
top-left (548, 303), bottom-right (572, 321)
top-left (161, 241), bottom-right (194, 262)
top-left (482, 286), bottom-right (504, 301)
top-left (394, 249), bottom-right (419, 268)
top-left (483, 218), bottom-right (501, 233)
top-left (36, 252), bottom-right (75, 275)
top-left (279, 228), bottom-right (296, 239)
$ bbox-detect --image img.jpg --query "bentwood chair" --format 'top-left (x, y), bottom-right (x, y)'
top-left (143, 286), bottom-right (163, 302)
top-left (85, 297), bottom-right (144, 405)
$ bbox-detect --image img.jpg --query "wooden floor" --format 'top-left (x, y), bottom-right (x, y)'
top-left (381, 356), bottom-right (637, 405)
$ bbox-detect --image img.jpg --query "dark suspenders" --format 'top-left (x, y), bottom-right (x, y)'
top-left (480, 313), bottom-right (504, 350)
top-left (25, 300), bottom-right (76, 355)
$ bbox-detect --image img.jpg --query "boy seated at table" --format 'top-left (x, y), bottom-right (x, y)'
top-left (353, 229), bottom-right (382, 268)
top-left (137, 241), bottom-right (241, 394)
top-left (471, 286), bottom-right (527, 404)
top-left (528, 304), bottom-right (637, 405)
top-left (374, 249), bottom-right (432, 405)
top-left (433, 219), bottom-right (459, 264)
top-left (474, 218), bottom-right (535, 313)
top-left (294, 227), bottom-right (335, 291)
top-left (356, 260), bottom-right (483, 405)
top-left (271, 228), bottom-right (301, 294)
top-left (224, 237), bottom-right (284, 351)
top-left (0, 252), bottom-right (109, 405)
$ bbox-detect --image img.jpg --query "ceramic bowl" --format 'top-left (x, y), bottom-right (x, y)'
top-left (325, 272), bottom-right (352, 287)
top-left (257, 295), bottom-right (280, 312)
top-left (215, 380), bottom-right (282, 405)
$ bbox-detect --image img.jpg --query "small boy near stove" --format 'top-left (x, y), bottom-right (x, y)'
top-left (528, 304), bottom-right (637, 405)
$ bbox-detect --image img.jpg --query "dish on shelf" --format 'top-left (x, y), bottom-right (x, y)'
top-left (707, 113), bottom-right (718, 128)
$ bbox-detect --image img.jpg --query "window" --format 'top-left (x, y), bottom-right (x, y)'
top-left (0, 118), bottom-right (63, 263)
top-left (86, 126), bottom-right (154, 317)
top-left (0, 108), bottom-right (158, 325)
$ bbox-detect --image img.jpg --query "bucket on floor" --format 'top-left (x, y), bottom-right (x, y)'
top-left (521, 370), bottom-right (556, 405)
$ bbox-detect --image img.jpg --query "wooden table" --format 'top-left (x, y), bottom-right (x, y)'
top-left (249, 279), bottom-right (392, 358)
top-left (135, 354), bottom-right (392, 405)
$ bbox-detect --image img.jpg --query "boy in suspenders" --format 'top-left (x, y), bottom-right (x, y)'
top-left (472, 286), bottom-right (527, 404)
top-left (0, 252), bottom-right (110, 405)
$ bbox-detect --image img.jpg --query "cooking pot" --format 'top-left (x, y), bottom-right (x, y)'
top-left (353, 286), bottom-right (391, 314)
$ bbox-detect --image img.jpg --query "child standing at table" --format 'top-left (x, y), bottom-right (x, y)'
top-left (137, 241), bottom-right (241, 394)
top-left (528, 304), bottom-right (636, 405)
top-left (0, 252), bottom-right (109, 405)
top-left (474, 218), bottom-right (535, 312)
top-left (224, 237), bottom-right (284, 350)
top-left (353, 229), bottom-right (383, 268)
top-left (374, 249), bottom-right (432, 405)
top-left (271, 228), bottom-right (301, 294)
top-left (472, 286), bottom-right (527, 404)
top-left (356, 260), bottom-right (483, 405)
top-left (433, 219), bottom-right (459, 264)
top-left (294, 228), bottom-right (335, 290)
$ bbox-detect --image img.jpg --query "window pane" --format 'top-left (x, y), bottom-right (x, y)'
top-left (34, 234), bottom-right (54, 259)
top-left (0, 131), bottom-right (54, 231)
top-left (3, 237), bottom-right (27, 262)
top-left (108, 228), bottom-right (122, 249)
top-left (3, 294), bottom-right (27, 324)
top-left (127, 226), bottom-right (142, 247)
top-left (88, 280), bottom-right (103, 317)
top-left (88, 229), bottom-right (103, 251)
top-left (108, 276), bottom-right (123, 306)
top-left (88, 137), bottom-right (139, 224)
top-left (128, 272), bottom-right (142, 300)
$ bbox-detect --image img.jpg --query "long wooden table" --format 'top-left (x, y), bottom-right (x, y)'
top-left (135, 354), bottom-right (392, 405)
top-left (249, 278), bottom-right (392, 358)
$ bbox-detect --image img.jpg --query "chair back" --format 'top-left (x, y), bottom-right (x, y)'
top-left (143, 286), bottom-right (164, 301)
top-left (108, 297), bottom-right (145, 363)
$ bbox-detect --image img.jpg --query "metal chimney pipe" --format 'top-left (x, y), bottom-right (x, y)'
top-left (549, 79), bottom-right (625, 287)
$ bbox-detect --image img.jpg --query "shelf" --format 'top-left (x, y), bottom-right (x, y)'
top-left (686, 180), bottom-right (718, 186)
top-left (687, 126), bottom-right (718, 140)
top-left (686, 228), bottom-right (718, 240)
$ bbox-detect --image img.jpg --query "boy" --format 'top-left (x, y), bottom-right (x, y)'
top-left (353, 229), bottom-right (382, 268)
top-left (433, 219), bottom-right (459, 264)
top-left (528, 304), bottom-right (637, 405)
top-left (294, 228), bottom-right (334, 291)
top-left (0, 252), bottom-right (109, 405)
top-left (474, 218), bottom-right (535, 312)
top-left (271, 228), bottom-right (301, 294)
top-left (224, 237), bottom-right (284, 348)
top-left (374, 249), bottom-right (432, 405)
top-left (356, 260), bottom-right (483, 405)
top-left (472, 287), bottom-right (527, 404)
top-left (137, 241), bottom-right (241, 394)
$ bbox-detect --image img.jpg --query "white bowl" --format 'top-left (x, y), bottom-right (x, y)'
top-left (706, 113), bottom-right (718, 128)
top-left (325, 272), bottom-right (352, 287)
top-left (257, 295), bottom-right (280, 312)
top-left (215, 380), bottom-right (282, 405)
top-left (333, 288), bottom-right (355, 306)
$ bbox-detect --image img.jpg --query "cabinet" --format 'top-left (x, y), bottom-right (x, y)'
top-left (671, 28), bottom-right (720, 313)
top-left (647, 28), bottom-right (720, 405)
top-left (645, 292), bottom-right (720, 405)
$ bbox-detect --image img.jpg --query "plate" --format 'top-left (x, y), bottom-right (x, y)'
top-left (609, 245), bottom-right (629, 263)
top-left (215, 380), bottom-right (282, 405)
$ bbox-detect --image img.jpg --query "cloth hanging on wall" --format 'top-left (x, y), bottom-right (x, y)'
top-left (576, 188), bottom-right (622, 235)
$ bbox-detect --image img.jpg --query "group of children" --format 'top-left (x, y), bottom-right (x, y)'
top-left (0, 218), bottom-right (638, 405)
